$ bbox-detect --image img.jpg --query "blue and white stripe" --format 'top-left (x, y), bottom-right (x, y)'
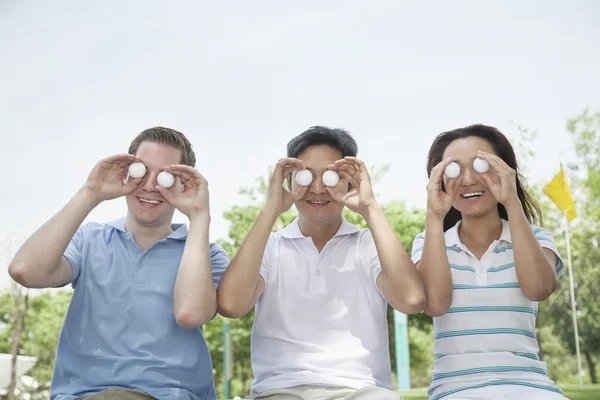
top-left (411, 220), bottom-right (565, 399)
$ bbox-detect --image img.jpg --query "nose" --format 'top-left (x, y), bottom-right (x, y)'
top-left (461, 166), bottom-right (477, 187)
top-left (310, 174), bottom-right (327, 194)
top-left (141, 171), bottom-right (159, 192)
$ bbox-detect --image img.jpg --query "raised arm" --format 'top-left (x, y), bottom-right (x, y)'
top-left (415, 157), bottom-right (458, 317)
top-left (477, 151), bottom-right (558, 301)
top-left (9, 154), bottom-right (143, 288)
top-left (328, 157), bottom-right (426, 313)
top-left (217, 158), bottom-right (306, 318)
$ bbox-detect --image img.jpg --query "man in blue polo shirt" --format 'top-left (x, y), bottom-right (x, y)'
top-left (9, 127), bottom-right (229, 400)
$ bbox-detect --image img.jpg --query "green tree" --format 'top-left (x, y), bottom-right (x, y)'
top-left (0, 290), bottom-right (72, 399)
top-left (538, 109), bottom-right (600, 384)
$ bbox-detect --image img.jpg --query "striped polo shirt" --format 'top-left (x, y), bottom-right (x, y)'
top-left (411, 219), bottom-right (566, 400)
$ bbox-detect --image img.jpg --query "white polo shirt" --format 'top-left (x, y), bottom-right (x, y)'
top-left (411, 219), bottom-right (566, 400)
top-left (250, 217), bottom-right (393, 394)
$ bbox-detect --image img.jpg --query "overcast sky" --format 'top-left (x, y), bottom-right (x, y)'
top-left (1, 0), bottom-right (599, 289)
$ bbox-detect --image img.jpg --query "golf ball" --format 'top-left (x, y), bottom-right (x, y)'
top-left (128, 162), bottom-right (146, 179)
top-left (295, 170), bottom-right (313, 186)
top-left (444, 162), bottom-right (460, 179)
top-left (157, 171), bottom-right (175, 188)
top-left (322, 170), bottom-right (340, 187)
top-left (473, 158), bottom-right (490, 173)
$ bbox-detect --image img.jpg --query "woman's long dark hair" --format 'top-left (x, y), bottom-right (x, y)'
top-left (427, 124), bottom-right (543, 231)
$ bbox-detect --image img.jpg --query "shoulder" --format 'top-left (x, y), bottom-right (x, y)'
top-left (76, 221), bottom-right (116, 241)
top-left (530, 225), bottom-right (556, 243)
top-left (209, 242), bottom-right (229, 258)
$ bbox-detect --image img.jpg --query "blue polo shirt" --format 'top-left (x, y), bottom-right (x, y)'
top-left (50, 217), bottom-right (229, 400)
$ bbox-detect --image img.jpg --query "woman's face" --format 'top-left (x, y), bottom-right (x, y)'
top-left (442, 136), bottom-right (501, 218)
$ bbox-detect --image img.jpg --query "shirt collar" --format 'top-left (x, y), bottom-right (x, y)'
top-left (446, 218), bottom-right (512, 246)
top-left (279, 216), bottom-right (360, 239)
top-left (106, 216), bottom-right (188, 240)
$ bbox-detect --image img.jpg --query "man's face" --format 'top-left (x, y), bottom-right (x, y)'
top-left (126, 141), bottom-right (184, 228)
top-left (291, 145), bottom-right (348, 223)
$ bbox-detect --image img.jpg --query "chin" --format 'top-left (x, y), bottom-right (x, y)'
top-left (130, 207), bottom-right (173, 228)
top-left (456, 206), bottom-right (497, 219)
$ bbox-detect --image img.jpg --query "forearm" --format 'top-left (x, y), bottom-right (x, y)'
top-left (417, 215), bottom-right (453, 316)
top-left (505, 199), bottom-right (557, 301)
top-left (365, 205), bottom-right (425, 313)
top-left (173, 213), bottom-right (215, 328)
top-left (217, 208), bottom-right (277, 317)
top-left (9, 186), bottom-right (99, 287)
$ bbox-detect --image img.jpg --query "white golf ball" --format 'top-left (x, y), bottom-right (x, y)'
top-left (322, 170), bottom-right (340, 187)
top-left (128, 162), bottom-right (146, 179)
top-left (233, 397), bottom-right (241, 400)
top-left (473, 158), bottom-right (490, 173)
top-left (444, 162), bottom-right (460, 179)
top-left (157, 171), bottom-right (175, 188)
top-left (295, 170), bottom-right (313, 186)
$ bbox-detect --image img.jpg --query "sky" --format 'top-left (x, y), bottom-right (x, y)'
top-left (1, 0), bottom-right (599, 289)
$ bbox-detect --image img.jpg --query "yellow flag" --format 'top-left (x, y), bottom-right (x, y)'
top-left (543, 164), bottom-right (576, 221)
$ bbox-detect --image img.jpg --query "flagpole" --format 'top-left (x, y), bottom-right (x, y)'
top-left (560, 163), bottom-right (583, 388)
top-left (563, 209), bottom-right (583, 388)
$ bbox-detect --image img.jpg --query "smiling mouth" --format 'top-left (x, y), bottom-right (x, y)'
top-left (461, 192), bottom-right (483, 199)
top-left (137, 197), bottom-right (163, 207)
top-left (307, 200), bottom-right (330, 208)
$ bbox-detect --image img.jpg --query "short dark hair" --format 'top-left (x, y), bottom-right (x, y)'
top-left (128, 126), bottom-right (196, 167)
top-left (426, 124), bottom-right (542, 231)
top-left (287, 126), bottom-right (358, 159)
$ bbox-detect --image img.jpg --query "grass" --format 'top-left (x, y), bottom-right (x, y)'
top-left (398, 384), bottom-right (600, 400)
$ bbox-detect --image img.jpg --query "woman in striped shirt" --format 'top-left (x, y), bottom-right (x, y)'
top-left (412, 124), bottom-right (568, 400)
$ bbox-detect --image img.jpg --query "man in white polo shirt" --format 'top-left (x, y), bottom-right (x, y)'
top-left (217, 126), bottom-right (426, 399)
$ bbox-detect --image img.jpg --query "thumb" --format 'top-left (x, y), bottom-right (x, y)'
top-left (123, 178), bottom-right (143, 193)
top-left (291, 186), bottom-right (307, 201)
top-left (480, 173), bottom-right (496, 189)
top-left (326, 187), bottom-right (345, 203)
top-left (156, 186), bottom-right (177, 205)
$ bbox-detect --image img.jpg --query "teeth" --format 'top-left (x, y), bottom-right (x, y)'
top-left (462, 192), bottom-right (483, 198)
top-left (309, 201), bottom-right (328, 204)
top-left (139, 198), bottom-right (161, 205)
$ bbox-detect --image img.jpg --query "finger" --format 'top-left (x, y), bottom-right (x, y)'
top-left (477, 152), bottom-right (510, 173)
top-left (445, 177), bottom-right (460, 200)
top-left (325, 187), bottom-right (345, 203)
top-left (479, 172), bottom-right (496, 189)
top-left (124, 176), bottom-right (143, 188)
top-left (164, 165), bottom-right (206, 179)
top-left (277, 158), bottom-right (304, 170)
top-left (331, 158), bottom-right (350, 167)
top-left (331, 164), bottom-right (358, 177)
top-left (165, 169), bottom-right (196, 185)
top-left (291, 185), bottom-right (307, 201)
top-left (328, 162), bottom-right (352, 170)
top-left (103, 155), bottom-right (139, 169)
top-left (430, 157), bottom-right (453, 189)
top-left (155, 185), bottom-right (177, 204)
top-left (273, 158), bottom-right (305, 181)
top-left (337, 170), bottom-right (357, 186)
top-left (347, 157), bottom-right (369, 175)
top-left (103, 153), bottom-right (138, 163)
top-left (488, 157), bottom-right (512, 176)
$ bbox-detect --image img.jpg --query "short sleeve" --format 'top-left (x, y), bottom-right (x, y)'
top-left (532, 226), bottom-right (565, 277)
top-left (210, 242), bottom-right (231, 288)
top-left (63, 225), bottom-right (87, 288)
top-left (258, 235), bottom-right (275, 289)
top-left (411, 231), bottom-right (426, 265)
top-left (359, 230), bottom-right (383, 289)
